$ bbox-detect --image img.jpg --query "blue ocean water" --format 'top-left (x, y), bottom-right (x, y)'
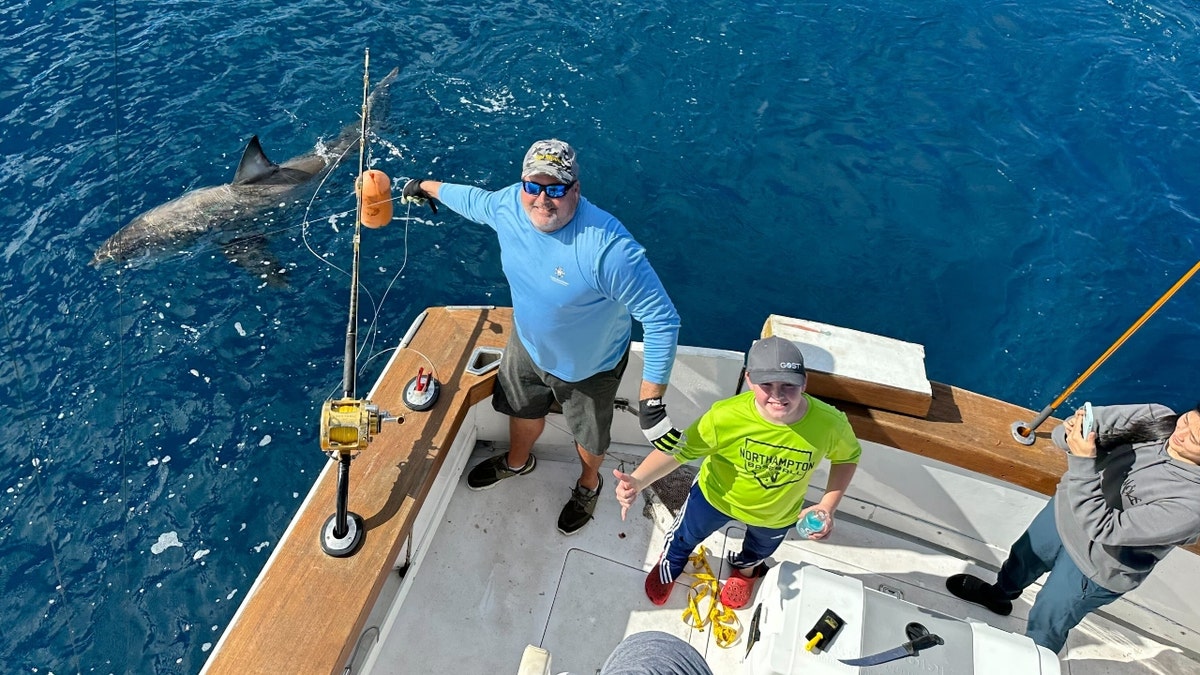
top-left (2, 0), bottom-right (1199, 672)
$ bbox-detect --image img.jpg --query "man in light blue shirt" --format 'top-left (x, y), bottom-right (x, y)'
top-left (401, 139), bottom-right (682, 534)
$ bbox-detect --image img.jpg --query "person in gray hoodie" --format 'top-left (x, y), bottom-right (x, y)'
top-left (945, 403), bottom-right (1200, 653)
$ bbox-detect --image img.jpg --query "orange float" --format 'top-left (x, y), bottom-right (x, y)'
top-left (356, 169), bottom-right (392, 228)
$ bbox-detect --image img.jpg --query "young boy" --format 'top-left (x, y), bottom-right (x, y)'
top-left (614, 336), bottom-right (862, 608)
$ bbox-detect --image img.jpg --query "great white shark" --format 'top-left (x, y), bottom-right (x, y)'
top-left (92, 67), bottom-right (400, 284)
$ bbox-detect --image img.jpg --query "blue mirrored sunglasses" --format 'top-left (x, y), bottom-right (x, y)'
top-left (521, 180), bottom-right (575, 199)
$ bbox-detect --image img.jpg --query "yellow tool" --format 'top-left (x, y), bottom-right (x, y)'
top-left (804, 608), bottom-right (845, 653)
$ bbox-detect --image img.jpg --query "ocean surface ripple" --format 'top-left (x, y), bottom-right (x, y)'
top-left (1, 0), bottom-right (1198, 672)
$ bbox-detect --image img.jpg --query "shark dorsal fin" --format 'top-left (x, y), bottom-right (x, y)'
top-left (233, 135), bottom-right (279, 185)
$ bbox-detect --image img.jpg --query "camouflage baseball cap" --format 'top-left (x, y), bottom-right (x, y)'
top-left (522, 139), bottom-right (578, 183)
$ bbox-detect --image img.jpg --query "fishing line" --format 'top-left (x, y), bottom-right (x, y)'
top-left (356, 200), bottom-right (417, 375)
top-left (312, 198), bottom-right (430, 406)
top-left (308, 56), bottom-right (431, 403)
top-left (291, 93), bottom-right (430, 391)
top-left (109, 1), bottom-right (137, 668)
top-left (7, 2), bottom-right (145, 669)
top-left (0, 285), bottom-right (83, 672)
top-left (318, 343), bottom-right (438, 405)
top-left (110, 66), bottom-right (428, 393)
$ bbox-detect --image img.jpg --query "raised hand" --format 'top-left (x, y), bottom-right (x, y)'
top-left (400, 178), bottom-right (438, 214)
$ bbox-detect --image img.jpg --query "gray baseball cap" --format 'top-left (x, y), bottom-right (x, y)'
top-left (522, 139), bottom-right (578, 183)
top-left (746, 336), bottom-right (807, 386)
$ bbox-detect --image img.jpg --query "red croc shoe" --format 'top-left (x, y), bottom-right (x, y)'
top-left (645, 566), bottom-right (676, 606)
top-left (720, 563), bottom-right (766, 609)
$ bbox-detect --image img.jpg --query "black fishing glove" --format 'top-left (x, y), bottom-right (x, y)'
top-left (400, 178), bottom-right (438, 214)
top-left (639, 397), bottom-right (683, 453)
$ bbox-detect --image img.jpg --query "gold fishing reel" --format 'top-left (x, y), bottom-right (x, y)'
top-left (319, 397), bottom-right (390, 456)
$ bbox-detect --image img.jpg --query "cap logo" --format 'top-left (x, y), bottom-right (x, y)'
top-left (780, 362), bottom-right (802, 370)
top-left (533, 152), bottom-right (567, 168)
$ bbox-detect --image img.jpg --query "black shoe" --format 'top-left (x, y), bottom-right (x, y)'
top-left (557, 475), bottom-right (603, 535)
top-left (466, 453), bottom-right (536, 491)
top-left (946, 573), bottom-right (1013, 616)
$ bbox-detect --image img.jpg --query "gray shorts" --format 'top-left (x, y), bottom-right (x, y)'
top-left (492, 332), bottom-right (629, 456)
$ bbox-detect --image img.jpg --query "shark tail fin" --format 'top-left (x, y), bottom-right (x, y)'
top-left (233, 135), bottom-right (279, 185)
top-left (365, 67), bottom-right (400, 124)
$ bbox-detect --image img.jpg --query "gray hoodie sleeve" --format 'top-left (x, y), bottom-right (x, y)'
top-left (1060, 403), bottom-right (1198, 548)
top-left (1050, 403), bottom-right (1173, 451)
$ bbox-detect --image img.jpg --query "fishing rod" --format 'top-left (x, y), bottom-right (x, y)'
top-left (316, 49), bottom-right (400, 557)
top-left (1011, 259), bottom-right (1200, 445)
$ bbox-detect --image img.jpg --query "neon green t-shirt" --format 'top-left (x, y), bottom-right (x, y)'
top-left (672, 391), bottom-right (862, 529)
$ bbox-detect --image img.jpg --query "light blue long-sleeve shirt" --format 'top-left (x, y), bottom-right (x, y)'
top-left (438, 183), bottom-right (680, 384)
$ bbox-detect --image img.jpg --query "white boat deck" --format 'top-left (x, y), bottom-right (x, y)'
top-left (359, 442), bottom-right (1198, 675)
top-left (202, 309), bottom-right (1200, 674)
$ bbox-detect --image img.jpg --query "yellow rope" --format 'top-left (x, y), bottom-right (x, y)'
top-left (680, 546), bottom-right (742, 649)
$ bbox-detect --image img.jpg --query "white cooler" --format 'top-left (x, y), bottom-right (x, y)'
top-left (746, 562), bottom-right (1060, 674)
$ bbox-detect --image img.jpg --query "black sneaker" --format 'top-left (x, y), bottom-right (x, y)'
top-left (946, 573), bottom-right (1013, 616)
top-left (466, 453), bottom-right (536, 491)
top-left (557, 475), bottom-right (603, 535)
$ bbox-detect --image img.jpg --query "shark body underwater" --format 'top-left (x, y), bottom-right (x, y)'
top-left (91, 67), bottom-right (399, 285)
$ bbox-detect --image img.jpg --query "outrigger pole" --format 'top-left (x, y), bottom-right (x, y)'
top-left (316, 49), bottom-right (396, 557)
top-left (1012, 259), bottom-right (1200, 445)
